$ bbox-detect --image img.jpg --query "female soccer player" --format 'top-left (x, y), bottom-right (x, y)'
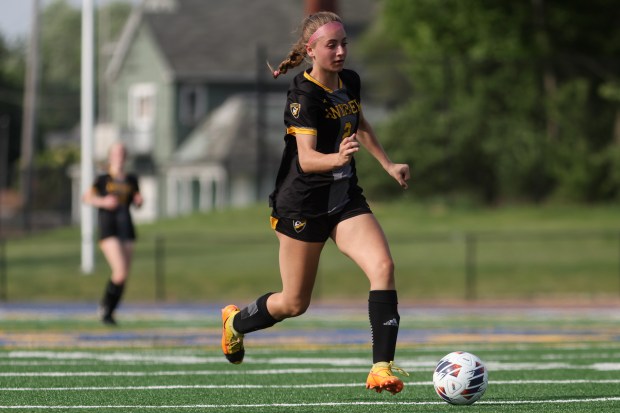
top-left (82, 142), bottom-right (143, 325)
top-left (221, 12), bottom-right (410, 394)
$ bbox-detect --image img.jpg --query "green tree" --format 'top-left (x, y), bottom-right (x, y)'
top-left (0, 33), bottom-right (26, 186)
top-left (0, 1), bottom-right (131, 193)
top-left (36, 0), bottom-right (131, 154)
top-left (359, 0), bottom-right (620, 204)
top-left (39, 0), bottom-right (82, 136)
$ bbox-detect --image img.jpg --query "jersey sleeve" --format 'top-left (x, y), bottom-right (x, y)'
top-left (92, 175), bottom-right (107, 196)
top-left (284, 90), bottom-right (322, 137)
top-left (128, 174), bottom-right (140, 194)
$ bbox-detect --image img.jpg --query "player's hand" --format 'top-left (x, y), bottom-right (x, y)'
top-left (388, 163), bottom-right (410, 189)
top-left (337, 134), bottom-right (359, 166)
top-left (133, 193), bottom-right (144, 208)
top-left (100, 194), bottom-right (119, 210)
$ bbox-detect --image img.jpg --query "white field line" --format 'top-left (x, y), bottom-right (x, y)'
top-left (0, 363), bottom-right (620, 377)
top-left (2, 351), bottom-right (211, 364)
top-left (245, 342), bottom-right (620, 353)
top-left (4, 349), bottom-right (620, 363)
top-left (3, 354), bottom-right (619, 365)
top-left (1, 360), bottom-right (620, 378)
top-left (1, 379), bottom-right (619, 392)
top-left (0, 368), bottom-right (369, 377)
top-left (3, 351), bottom-right (620, 370)
top-left (1, 360), bottom-right (620, 377)
top-left (1, 397), bottom-right (619, 409)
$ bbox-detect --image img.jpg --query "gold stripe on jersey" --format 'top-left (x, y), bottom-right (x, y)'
top-left (303, 71), bottom-right (342, 93)
top-left (287, 126), bottom-right (317, 136)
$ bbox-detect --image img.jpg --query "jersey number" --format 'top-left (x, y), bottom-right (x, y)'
top-left (342, 122), bottom-right (352, 140)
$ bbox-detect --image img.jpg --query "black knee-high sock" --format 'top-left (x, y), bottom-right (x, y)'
top-left (233, 292), bottom-right (280, 334)
top-left (369, 290), bottom-right (400, 363)
top-left (101, 280), bottom-right (124, 316)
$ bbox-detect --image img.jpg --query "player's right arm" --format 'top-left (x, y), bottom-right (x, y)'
top-left (287, 86), bottom-right (358, 173)
top-left (296, 132), bottom-right (359, 173)
top-left (82, 187), bottom-right (119, 210)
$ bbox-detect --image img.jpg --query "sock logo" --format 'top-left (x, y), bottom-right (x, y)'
top-left (383, 318), bottom-right (399, 327)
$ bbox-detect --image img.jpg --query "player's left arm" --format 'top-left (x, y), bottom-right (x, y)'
top-left (129, 175), bottom-right (144, 208)
top-left (132, 192), bottom-right (144, 208)
top-left (355, 110), bottom-right (410, 189)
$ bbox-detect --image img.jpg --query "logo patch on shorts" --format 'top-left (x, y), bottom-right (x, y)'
top-left (290, 103), bottom-right (301, 119)
top-left (293, 219), bottom-right (307, 233)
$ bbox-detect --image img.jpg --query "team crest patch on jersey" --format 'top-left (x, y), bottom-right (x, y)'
top-left (290, 103), bottom-right (301, 119)
top-left (293, 219), bottom-right (307, 233)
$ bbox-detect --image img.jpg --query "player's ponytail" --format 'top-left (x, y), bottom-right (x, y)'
top-left (269, 11), bottom-right (342, 79)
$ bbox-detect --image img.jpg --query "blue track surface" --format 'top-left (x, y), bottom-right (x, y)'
top-left (1, 302), bottom-right (619, 348)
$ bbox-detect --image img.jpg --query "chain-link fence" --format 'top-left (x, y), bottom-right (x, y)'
top-left (1, 229), bottom-right (619, 304)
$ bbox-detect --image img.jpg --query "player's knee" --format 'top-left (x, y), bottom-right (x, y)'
top-left (282, 297), bottom-right (310, 318)
top-left (376, 257), bottom-right (395, 279)
top-left (369, 257), bottom-right (395, 288)
top-left (111, 269), bottom-right (128, 284)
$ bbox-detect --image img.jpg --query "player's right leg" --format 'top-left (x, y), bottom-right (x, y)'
top-left (332, 213), bottom-right (407, 394)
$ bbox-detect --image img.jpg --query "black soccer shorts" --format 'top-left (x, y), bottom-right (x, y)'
top-left (270, 194), bottom-right (372, 243)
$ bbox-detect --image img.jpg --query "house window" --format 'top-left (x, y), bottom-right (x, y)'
top-left (129, 83), bottom-right (156, 152)
top-left (179, 85), bottom-right (206, 126)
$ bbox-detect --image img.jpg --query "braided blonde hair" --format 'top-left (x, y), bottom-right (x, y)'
top-left (269, 11), bottom-right (342, 79)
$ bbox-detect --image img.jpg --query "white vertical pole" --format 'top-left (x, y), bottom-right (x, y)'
top-left (80, 0), bottom-right (95, 274)
top-left (20, 0), bottom-right (40, 232)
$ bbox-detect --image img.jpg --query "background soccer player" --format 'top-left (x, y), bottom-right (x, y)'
top-left (82, 142), bottom-right (143, 325)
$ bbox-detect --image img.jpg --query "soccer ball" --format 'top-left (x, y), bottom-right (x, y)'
top-left (432, 351), bottom-right (488, 405)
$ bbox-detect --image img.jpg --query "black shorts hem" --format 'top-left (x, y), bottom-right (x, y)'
top-left (272, 195), bottom-right (372, 243)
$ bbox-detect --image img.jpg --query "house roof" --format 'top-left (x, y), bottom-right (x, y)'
top-left (169, 93), bottom-right (284, 168)
top-left (107, 0), bottom-right (380, 82)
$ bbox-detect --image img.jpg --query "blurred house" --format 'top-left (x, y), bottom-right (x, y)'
top-left (76, 0), bottom-right (379, 222)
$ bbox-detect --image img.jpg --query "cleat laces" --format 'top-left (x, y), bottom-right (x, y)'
top-left (227, 335), bottom-right (243, 352)
top-left (387, 361), bottom-right (409, 377)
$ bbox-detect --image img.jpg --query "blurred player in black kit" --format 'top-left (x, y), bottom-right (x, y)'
top-left (221, 11), bottom-right (411, 394)
top-left (82, 142), bottom-right (143, 325)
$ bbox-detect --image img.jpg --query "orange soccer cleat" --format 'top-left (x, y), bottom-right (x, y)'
top-left (366, 361), bottom-right (409, 395)
top-left (221, 305), bottom-right (245, 364)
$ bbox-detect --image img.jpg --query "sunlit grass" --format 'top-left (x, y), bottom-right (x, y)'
top-left (3, 202), bottom-right (620, 303)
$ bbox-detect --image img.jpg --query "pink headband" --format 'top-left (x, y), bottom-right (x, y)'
top-left (307, 21), bottom-right (344, 46)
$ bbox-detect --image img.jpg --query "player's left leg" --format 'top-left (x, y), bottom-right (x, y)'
top-left (99, 238), bottom-right (133, 325)
top-left (100, 237), bottom-right (133, 285)
top-left (222, 232), bottom-right (324, 364)
top-left (332, 213), bottom-right (408, 394)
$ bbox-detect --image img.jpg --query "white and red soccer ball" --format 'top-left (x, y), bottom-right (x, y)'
top-left (432, 351), bottom-right (488, 405)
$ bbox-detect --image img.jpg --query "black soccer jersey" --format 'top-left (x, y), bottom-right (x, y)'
top-left (92, 174), bottom-right (140, 240)
top-left (269, 68), bottom-right (365, 219)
